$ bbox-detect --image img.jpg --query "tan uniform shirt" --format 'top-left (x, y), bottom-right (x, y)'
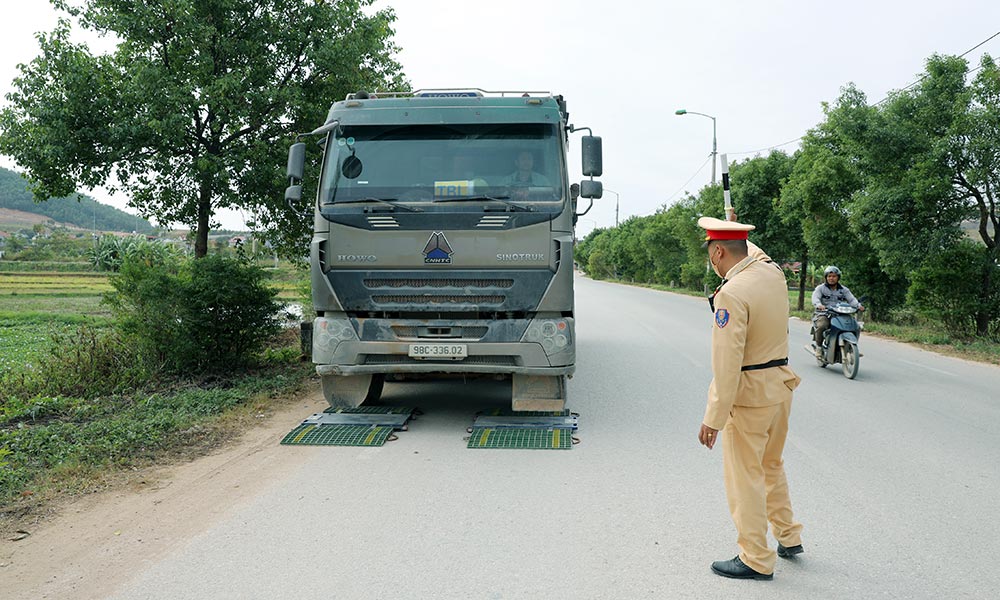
top-left (704, 255), bottom-right (801, 430)
top-left (746, 240), bottom-right (772, 263)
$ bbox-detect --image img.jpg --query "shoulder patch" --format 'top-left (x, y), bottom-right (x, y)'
top-left (715, 308), bottom-right (730, 328)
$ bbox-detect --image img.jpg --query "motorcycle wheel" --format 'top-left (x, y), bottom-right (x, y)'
top-left (841, 343), bottom-right (860, 379)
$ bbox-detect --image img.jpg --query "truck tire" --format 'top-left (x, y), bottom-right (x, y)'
top-left (365, 374), bottom-right (385, 403)
top-left (321, 373), bottom-right (382, 408)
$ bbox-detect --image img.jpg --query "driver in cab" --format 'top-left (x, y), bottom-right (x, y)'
top-left (505, 150), bottom-right (550, 200)
top-left (812, 266), bottom-right (864, 356)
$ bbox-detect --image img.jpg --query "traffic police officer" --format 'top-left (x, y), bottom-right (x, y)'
top-left (696, 217), bottom-right (804, 580)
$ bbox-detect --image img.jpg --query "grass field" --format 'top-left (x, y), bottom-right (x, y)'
top-left (0, 272), bottom-right (112, 295)
top-left (0, 271), bottom-right (112, 374)
top-left (0, 260), bottom-right (307, 374)
top-left (0, 259), bottom-right (314, 516)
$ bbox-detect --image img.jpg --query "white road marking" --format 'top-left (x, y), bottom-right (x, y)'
top-left (898, 358), bottom-right (956, 377)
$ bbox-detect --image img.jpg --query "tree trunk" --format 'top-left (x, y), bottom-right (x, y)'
top-left (797, 251), bottom-right (808, 311)
top-left (976, 247), bottom-right (996, 337)
top-left (194, 180), bottom-right (212, 258)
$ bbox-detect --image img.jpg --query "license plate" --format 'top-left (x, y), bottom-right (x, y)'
top-left (407, 343), bottom-right (468, 359)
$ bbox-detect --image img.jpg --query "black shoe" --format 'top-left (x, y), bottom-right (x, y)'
top-left (777, 543), bottom-right (804, 558)
top-left (710, 556), bottom-right (773, 580)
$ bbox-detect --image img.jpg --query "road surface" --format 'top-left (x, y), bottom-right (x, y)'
top-left (4, 273), bottom-right (998, 599)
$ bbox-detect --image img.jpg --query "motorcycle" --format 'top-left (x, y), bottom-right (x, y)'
top-left (808, 301), bottom-right (863, 379)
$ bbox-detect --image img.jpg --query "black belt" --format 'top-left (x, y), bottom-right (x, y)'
top-left (741, 358), bottom-right (788, 371)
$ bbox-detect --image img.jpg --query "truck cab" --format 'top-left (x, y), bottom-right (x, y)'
top-left (286, 89), bottom-right (603, 411)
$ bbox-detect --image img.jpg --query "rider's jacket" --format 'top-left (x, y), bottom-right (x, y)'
top-left (812, 283), bottom-right (860, 312)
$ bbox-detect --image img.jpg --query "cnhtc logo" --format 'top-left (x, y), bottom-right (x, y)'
top-left (423, 231), bottom-right (454, 264)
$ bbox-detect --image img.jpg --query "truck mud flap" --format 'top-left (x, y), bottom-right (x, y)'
top-left (511, 374), bottom-right (567, 412)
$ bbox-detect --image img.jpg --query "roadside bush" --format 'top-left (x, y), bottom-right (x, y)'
top-left (106, 253), bottom-right (282, 373)
top-left (0, 326), bottom-right (151, 403)
top-left (908, 241), bottom-right (1000, 339)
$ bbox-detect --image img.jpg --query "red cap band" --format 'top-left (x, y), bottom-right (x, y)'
top-left (704, 230), bottom-right (749, 241)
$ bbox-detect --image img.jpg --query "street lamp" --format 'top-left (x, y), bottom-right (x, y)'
top-left (604, 188), bottom-right (620, 227)
top-left (675, 109), bottom-right (717, 184)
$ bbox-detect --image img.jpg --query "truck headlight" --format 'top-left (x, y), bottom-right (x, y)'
top-left (313, 316), bottom-right (359, 362)
top-left (523, 318), bottom-right (573, 356)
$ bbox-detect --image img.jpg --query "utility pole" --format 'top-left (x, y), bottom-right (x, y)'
top-left (605, 189), bottom-right (621, 227)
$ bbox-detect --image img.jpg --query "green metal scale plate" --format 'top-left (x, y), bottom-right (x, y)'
top-left (467, 426), bottom-right (573, 450)
top-left (281, 405), bottom-right (414, 446)
top-left (281, 423), bottom-right (397, 446)
top-left (323, 406), bottom-right (411, 415)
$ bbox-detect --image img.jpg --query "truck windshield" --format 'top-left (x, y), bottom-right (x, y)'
top-left (320, 123), bottom-right (564, 206)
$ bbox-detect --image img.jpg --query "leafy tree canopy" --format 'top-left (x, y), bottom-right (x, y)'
top-left (1, 0), bottom-right (407, 257)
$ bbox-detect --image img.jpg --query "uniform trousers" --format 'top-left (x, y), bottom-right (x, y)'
top-left (722, 397), bottom-right (803, 574)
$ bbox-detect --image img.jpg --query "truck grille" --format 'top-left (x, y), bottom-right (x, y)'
top-left (372, 295), bottom-right (505, 305)
top-left (364, 278), bottom-right (514, 289)
top-left (391, 326), bottom-right (489, 339)
top-left (362, 355), bottom-right (516, 366)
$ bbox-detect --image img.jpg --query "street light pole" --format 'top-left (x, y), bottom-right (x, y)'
top-left (675, 109), bottom-right (717, 185)
top-left (604, 189), bottom-right (621, 227)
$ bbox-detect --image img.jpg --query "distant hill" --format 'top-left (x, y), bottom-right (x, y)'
top-left (0, 166), bottom-right (154, 234)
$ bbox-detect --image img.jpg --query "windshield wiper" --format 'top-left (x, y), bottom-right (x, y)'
top-left (334, 197), bottom-right (422, 212)
top-left (433, 195), bottom-right (532, 212)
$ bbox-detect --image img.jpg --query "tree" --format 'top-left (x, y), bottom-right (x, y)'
top-left (730, 152), bottom-right (798, 259)
top-left (0, 0), bottom-right (406, 258)
top-left (641, 209), bottom-right (688, 286)
top-left (728, 152), bottom-right (806, 306)
top-left (908, 240), bottom-right (1000, 337)
top-left (835, 55), bottom-right (1000, 335)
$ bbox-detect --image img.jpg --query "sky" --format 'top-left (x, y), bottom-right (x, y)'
top-left (3, 1), bottom-right (1000, 235)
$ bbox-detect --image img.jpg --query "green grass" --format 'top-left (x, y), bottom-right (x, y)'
top-left (0, 261), bottom-right (94, 273)
top-left (0, 323), bottom-right (53, 372)
top-left (0, 363), bottom-right (314, 506)
top-left (860, 321), bottom-right (1000, 364)
top-left (0, 261), bottom-right (315, 518)
top-left (0, 272), bottom-right (112, 295)
top-left (0, 288), bottom-right (109, 316)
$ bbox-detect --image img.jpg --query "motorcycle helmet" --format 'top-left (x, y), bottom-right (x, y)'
top-left (824, 266), bottom-right (841, 276)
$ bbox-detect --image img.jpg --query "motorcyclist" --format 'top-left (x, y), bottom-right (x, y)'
top-left (812, 266), bottom-right (864, 356)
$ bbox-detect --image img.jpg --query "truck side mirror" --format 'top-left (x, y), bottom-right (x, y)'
top-left (287, 142), bottom-right (306, 181)
top-left (580, 180), bottom-right (603, 199)
top-left (285, 184), bottom-right (303, 202)
top-left (581, 136), bottom-right (602, 177)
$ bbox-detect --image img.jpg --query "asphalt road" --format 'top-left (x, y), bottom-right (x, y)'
top-left (106, 273), bottom-right (999, 600)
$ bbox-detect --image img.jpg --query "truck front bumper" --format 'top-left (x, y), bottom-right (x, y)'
top-left (315, 340), bottom-right (575, 377)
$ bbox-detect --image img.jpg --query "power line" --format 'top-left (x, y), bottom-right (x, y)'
top-left (875, 30), bottom-right (998, 102)
top-left (660, 155), bottom-right (712, 207)
top-left (727, 30), bottom-right (1000, 156)
top-left (959, 30), bottom-right (1000, 58)
top-left (729, 137), bottom-right (802, 157)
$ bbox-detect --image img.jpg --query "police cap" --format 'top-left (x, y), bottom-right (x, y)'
top-left (697, 216), bottom-right (755, 247)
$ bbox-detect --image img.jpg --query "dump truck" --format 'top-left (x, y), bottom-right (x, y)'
top-left (285, 89), bottom-right (603, 411)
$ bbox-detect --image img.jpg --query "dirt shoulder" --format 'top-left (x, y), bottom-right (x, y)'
top-left (0, 389), bottom-right (327, 600)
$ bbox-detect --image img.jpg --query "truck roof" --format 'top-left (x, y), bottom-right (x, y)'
top-left (324, 89), bottom-right (567, 127)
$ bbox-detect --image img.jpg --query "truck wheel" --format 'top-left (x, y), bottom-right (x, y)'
top-left (321, 373), bottom-right (380, 408)
top-left (365, 374), bottom-right (385, 403)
